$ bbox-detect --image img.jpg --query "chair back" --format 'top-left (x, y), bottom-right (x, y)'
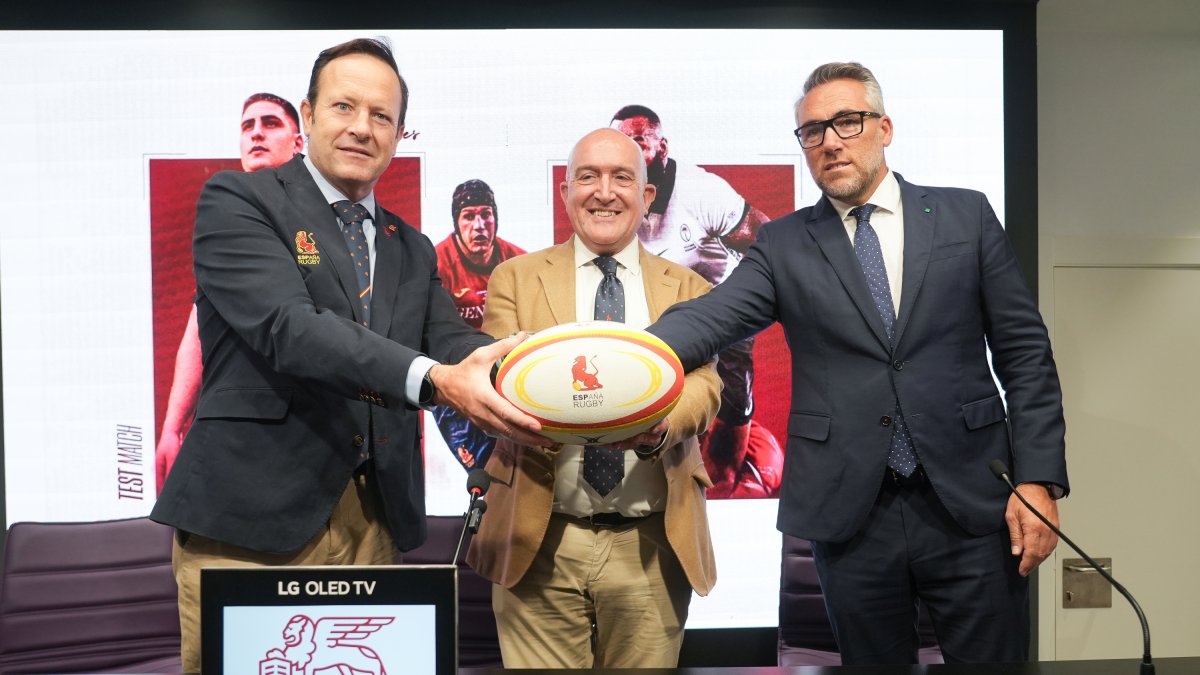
top-left (0, 517), bottom-right (182, 673)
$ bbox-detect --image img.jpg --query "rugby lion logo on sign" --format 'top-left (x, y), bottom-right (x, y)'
top-left (260, 613), bottom-right (392, 675)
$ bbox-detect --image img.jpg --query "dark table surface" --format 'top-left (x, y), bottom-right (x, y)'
top-left (461, 657), bottom-right (1194, 674)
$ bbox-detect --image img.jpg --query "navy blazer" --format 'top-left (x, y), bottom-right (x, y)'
top-left (649, 174), bottom-right (1067, 542)
top-left (151, 155), bottom-right (491, 554)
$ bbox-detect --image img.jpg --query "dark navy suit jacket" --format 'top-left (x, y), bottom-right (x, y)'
top-left (151, 155), bottom-right (491, 554)
top-left (649, 174), bottom-right (1068, 542)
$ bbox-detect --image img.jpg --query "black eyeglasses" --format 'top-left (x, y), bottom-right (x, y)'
top-left (794, 111), bottom-right (883, 149)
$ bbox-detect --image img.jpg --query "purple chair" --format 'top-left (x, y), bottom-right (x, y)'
top-left (398, 514), bottom-right (501, 670)
top-left (0, 517), bottom-right (183, 674)
top-left (778, 533), bottom-right (943, 666)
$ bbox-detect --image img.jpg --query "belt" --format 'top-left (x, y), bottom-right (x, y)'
top-left (886, 465), bottom-right (926, 487)
top-left (353, 458), bottom-right (375, 480)
top-left (566, 511), bottom-right (652, 528)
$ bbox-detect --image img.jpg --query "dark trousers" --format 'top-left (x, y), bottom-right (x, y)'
top-left (810, 470), bottom-right (1029, 665)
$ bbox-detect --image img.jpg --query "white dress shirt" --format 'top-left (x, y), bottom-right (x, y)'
top-left (553, 236), bottom-right (667, 518)
top-left (303, 156), bottom-right (434, 408)
top-left (829, 170), bottom-right (904, 315)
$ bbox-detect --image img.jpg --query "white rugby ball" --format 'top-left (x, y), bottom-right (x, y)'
top-left (495, 321), bottom-right (685, 445)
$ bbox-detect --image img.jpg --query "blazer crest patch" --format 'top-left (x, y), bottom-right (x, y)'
top-left (294, 231), bottom-right (321, 265)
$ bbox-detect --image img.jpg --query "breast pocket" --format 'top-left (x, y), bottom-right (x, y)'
top-left (929, 240), bottom-right (972, 262)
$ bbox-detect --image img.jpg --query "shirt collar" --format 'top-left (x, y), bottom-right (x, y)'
top-left (827, 170), bottom-right (900, 223)
top-left (303, 154), bottom-right (377, 218)
top-left (573, 236), bottom-right (642, 277)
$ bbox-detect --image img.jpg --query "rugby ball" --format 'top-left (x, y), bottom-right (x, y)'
top-left (495, 321), bottom-right (685, 445)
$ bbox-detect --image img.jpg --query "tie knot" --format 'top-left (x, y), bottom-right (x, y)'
top-left (850, 203), bottom-right (877, 225)
top-left (333, 200), bottom-right (371, 226)
top-left (594, 255), bottom-right (619, 279)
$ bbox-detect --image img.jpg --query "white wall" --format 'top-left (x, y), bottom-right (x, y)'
top-left (1037, 0), bottom-right (1200, 660)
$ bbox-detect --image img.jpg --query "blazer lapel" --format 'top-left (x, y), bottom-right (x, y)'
top-left (893, 176), bottom-right (934, 348)
top-left (639, 245), bottom-right (682, 320)
top-left (368, 206), bottom-right (408, 337)
top-left (537, 239), bottom-right (577, 325)
top-left (277, 157), bottom-right (362, 323)
top-left (807, 197), bottom-right (891, 351)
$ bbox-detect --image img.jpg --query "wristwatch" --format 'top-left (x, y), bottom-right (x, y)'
top-left (418, 369), bottom-right (437, 408)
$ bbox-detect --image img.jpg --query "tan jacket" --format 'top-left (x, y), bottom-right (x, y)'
top-left (466, 239), bottom-right (720, 595)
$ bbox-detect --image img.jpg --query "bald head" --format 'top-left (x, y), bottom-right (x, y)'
top-left (560, 128), bottom-right (656, 256)
top-left (567, 128), bottom-right (649, 187)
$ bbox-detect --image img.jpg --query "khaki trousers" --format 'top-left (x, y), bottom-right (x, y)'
top-left (493, 511), bottom-right (692, 669)
top-left (172, 470), bottom-right (396, 673)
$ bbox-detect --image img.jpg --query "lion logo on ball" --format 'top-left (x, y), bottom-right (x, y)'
top-left (570, 355), bottom-right (603, 391)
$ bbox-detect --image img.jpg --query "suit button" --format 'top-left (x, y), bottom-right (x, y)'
top-left (880, 416), bottom-right (892, 427)
top-left (353, 435), bottom-right (365, 447)
top-left (893, 360), bottom-right (904, 371)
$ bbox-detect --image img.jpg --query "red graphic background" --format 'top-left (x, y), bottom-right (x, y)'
top-left (148, 158), bottom-right (422, 444)
top-left (551, 164), bottom-right (796, 446)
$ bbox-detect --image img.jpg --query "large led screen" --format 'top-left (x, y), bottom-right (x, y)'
top-left (0, 28), bottom-right (1004, 628)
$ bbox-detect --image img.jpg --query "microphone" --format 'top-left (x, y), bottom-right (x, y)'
top-left (989, 460), bottom-right (1153, 674)
top-left (452, 470), bottom-right (492, 564)
top-left (467, 468), bottom-right (491, 497)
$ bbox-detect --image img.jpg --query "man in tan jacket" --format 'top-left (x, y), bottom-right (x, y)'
top-left (467, 128), bottom-right (720, 669)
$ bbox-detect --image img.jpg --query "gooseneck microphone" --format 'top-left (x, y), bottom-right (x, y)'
top-left (452, 470), bottom-right (492, 564)
top-left (989, 460), bottom-right (1153, 674)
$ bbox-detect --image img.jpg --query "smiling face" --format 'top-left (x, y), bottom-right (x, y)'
top-left (797, 78), bottom-right (892, 205)
top-left (239, 100), bottom-right (303, 172)
top-left (560, 129), bottom-right (656, 256)
top-left (300, 53), bottom-right (405, 202)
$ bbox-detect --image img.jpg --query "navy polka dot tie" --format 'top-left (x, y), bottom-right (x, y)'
top-left (333, 200), bottom-right (373, 328)
top-left (851, 205), bottom-right (919, 477)
top-left (583, 255), bottom-right (625, 496)
top-left (592, 255), bottom-right (625, 323)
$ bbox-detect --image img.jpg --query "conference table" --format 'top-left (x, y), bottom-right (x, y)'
top-left (465, 658), bottom-right (1197, 674)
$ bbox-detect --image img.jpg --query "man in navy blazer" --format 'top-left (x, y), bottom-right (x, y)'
top-left (647, 63), bottom-right (1068, 664)
top-left (150, 38), bottom-right (548, 672)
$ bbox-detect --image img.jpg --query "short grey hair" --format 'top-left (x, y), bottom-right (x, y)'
top-left (794, 62), bottom-right (886, 121)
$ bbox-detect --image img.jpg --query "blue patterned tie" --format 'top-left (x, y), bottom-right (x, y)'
top-left (592, 255), bottom-right (625, 323)
top-left (333, 200), bottom-right (373, 327)
top-left (583, 255), bottom-right (625, 496)
top-left (851, 205), bottom-right (919, 477)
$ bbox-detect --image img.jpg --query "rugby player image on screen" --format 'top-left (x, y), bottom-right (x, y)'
top-left (154, 93), bottom-right (304, 492)
top-left (611, 105), bottom-right (783, 499)
top-left (432, 179), bottom-right (526, 470)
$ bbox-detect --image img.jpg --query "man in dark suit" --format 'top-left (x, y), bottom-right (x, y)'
top-left (646, 62), bottom-right (1069, 664)
top-left (150, 38), bottom-right (548, 672)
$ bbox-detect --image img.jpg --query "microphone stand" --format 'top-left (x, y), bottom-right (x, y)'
top-left (452, 470), bottom-right (492, 565)
top-left (451, 492), bottom-right (479, 565)
top-left (991, 460), bottom-right (1153, 674)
